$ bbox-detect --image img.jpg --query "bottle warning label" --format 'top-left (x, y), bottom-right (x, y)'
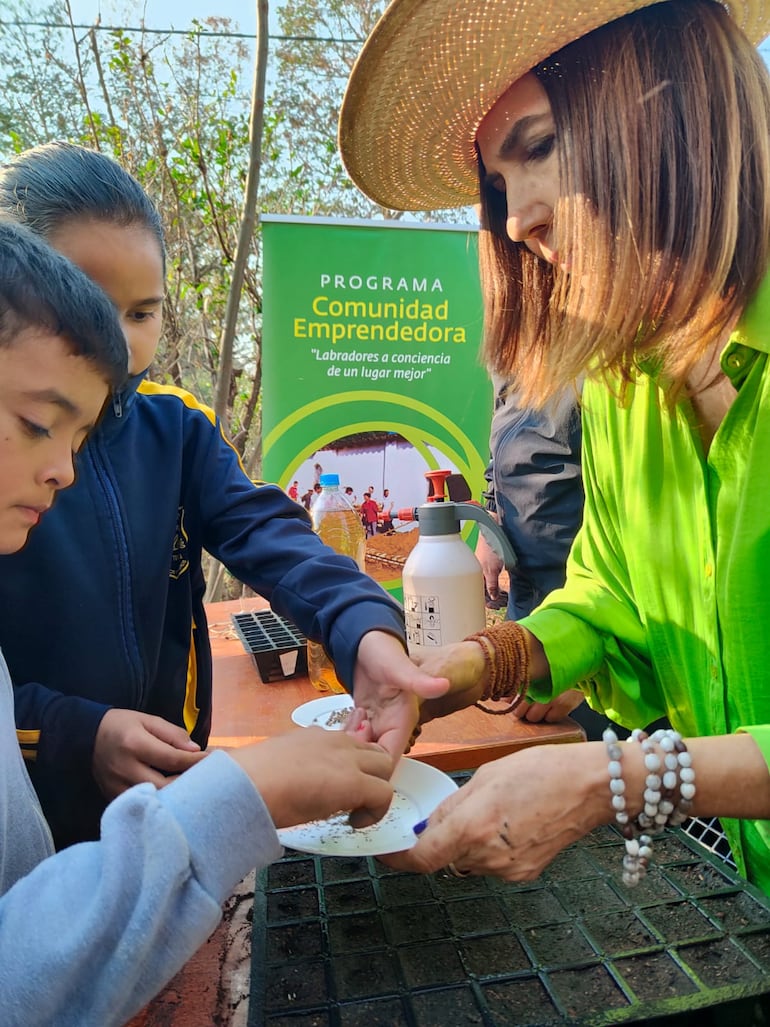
top-left (404, 593), bottom-right (443, 647)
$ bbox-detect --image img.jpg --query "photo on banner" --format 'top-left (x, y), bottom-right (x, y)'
top-left (261, 215), bottom-right (490, 599)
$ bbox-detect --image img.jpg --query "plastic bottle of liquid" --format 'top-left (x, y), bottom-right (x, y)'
top-left (398, 474), bottom-right (517, 655)
top-left (308, 473), bottom-right (366, 692)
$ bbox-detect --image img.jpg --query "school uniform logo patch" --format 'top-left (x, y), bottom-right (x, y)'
top-left (170, 506), bottom-right (190, 580)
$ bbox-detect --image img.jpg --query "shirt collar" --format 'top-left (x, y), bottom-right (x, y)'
top-left (721, 270), bottom-right (770, 388)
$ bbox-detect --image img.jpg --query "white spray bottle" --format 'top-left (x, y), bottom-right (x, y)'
top-left (399, 472), bottom-right (517, 654)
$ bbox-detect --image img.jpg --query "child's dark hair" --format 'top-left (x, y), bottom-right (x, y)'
top-left (0, 219), bottom-right (128, 389)
top-left (0, 142), bottom-right (165, 267)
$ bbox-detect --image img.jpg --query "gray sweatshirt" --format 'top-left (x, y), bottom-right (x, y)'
top-left (0, 649), bottom-right (282, 1025)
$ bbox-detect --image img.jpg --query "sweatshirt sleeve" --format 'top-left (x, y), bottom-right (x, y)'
top-left (14, 679), bottom-right (109, 772)
top-left (195, 419), bottom-right (406, 687)
top-left (520, 397), bottom-right (667, 729)
top-left (0, 750), bottom-right (282, 1027)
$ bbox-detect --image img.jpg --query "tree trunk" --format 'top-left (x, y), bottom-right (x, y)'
top-left (205, 0), bottom-right (269, 604)
top-left (213, 0), bottom-right (269, 424)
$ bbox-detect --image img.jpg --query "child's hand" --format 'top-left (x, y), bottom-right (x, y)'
top-left (351, 631), bottom-right (450, 763)
top-left (230, 728), bottom-right (394, 829)
top-left (94, 709), bottom-right (206, 799)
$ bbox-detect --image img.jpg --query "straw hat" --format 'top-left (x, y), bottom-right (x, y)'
top-left (339, 0), bottom-right (770, 211)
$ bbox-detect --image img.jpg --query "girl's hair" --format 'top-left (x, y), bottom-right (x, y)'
top-left (0, 142), bottom-right (165, 265)
top-left (0, 219), bottom-right (128, 389)
top-left (479, 0), bottom-right (770, 406)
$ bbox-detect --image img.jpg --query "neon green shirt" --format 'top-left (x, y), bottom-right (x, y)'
top-left (522, 275), bottom-right (770, 893)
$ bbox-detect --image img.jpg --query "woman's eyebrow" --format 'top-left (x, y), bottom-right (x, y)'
top-left (497, 112), bottom-right (553, 158)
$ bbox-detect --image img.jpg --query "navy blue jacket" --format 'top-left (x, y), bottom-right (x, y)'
top-left (3, 374), bottom-right (404, 847)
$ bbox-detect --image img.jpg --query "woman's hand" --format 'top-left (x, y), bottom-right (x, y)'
top-left (230, 727), bottom-right (394, 830)
top-left (511, 688), bottom-right (586, 723)
top-left (475, 528), bottom-right (505, 606)
top-left (382, 742), bottom-right (610, 881)
top-left (410, 640), bottom-right (489, 723)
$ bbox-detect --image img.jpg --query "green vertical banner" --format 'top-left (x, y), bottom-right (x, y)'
top-left (261, 216), bottom-right (490, 594)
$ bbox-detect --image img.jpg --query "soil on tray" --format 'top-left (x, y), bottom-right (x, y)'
top-left (378, 873), bottom-right (435, 907)
top-left (461, 932), bottom-right (532, 976)
top-left (410, 986), bottom-right (485, 1026)
top-left (615, 951), bottom-right (700, 1002)
top-left (662, 862), bottom-right (735, 895)
top-left (445, 896), bottom-right (509, 934)
top-left (482, 976), bottom-right (560, 1025)
top-left (322, 879), bottom-right (377, 916)
top-left (677, 937), bottom-right (763, 987)
top-left (385, 902), bottom-right (450, 944)
top-left (698, 891), bottom-right (770, 931)
top-left (267, 887), bottom-right (320, 922)
top-left (583, 910), bottom-right (657, 953)
top-left (398, 939), bottom-right (466, 988)
top-left (267, 1013), bottom-right (330, 1027)
top-left (523, 921), bottom-right (596, 966)
top-left (267, 921), bottom-right (324, 962)
top-left (338, 996), bottom-right (407, 1026)
top-left (642, 901), bottom-right (717, 944)
top-left (265, 960), bottom-right (327, 1012)
top-left (333, 948), bottom-right (400, 999)
top-left (503, 887), bottom-right (569, 929)
top-left (549, 963), bottom-right (630, 1018)
top-left (326, 911), bottom-right (387, 954)
top-left (268, 859), bottom-right (316, 889)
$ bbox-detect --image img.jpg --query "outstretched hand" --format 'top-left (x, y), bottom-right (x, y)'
top-left (349, 630), bottom-right (451, 764)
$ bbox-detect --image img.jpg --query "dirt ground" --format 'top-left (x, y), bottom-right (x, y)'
top-left (364, 528), bottom-right (419, 583)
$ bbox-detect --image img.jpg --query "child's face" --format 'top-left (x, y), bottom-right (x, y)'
top-left (49, 220), bottom-right (165, 376)
top-left (0, 330), bottom-right (109, 554)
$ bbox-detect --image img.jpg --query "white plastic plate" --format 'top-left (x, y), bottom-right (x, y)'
top-left (290, 693), bottom-right (355, 730)
top-left (276, 758), bottom-right (458, 856)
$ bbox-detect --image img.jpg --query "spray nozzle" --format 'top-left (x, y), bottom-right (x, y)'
top-left (400, 471), bottom-right (517, 570)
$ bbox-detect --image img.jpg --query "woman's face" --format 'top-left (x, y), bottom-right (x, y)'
top-left (48, 220), bottom-right (165, 376)
top-left (476, 72), bottom-right (562, 268)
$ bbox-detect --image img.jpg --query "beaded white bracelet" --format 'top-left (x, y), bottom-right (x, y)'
top-left (602, 727), bottom-right (696, 887)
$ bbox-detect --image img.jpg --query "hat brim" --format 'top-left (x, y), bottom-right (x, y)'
top-left (339, 0), bottom-right (770, 211)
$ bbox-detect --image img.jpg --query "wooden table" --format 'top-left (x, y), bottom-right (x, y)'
top-left (207, 596), bottom-right (584, 770)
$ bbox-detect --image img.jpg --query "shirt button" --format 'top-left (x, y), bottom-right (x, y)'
top-left (705, 563), bottom-right (713, 577)
top-left (711, 664), bottom-right (719, 680)
top-left (725, 353), bottom-right (743, 370)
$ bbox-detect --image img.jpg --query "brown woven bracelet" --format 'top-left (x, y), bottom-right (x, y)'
top-left (466, 620), bottom-right (531, 715)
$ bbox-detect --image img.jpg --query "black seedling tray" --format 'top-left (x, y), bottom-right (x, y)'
top-left (231, 610), bottom-right (307, 682)
top-left (249, 771), bottom-right (770, 1026)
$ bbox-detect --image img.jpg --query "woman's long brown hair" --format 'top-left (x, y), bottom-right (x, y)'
top-left (478, 0), bottom-right (770, 407)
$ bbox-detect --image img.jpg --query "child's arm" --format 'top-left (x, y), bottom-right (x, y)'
top-left (0, 733), bottom-right (391, 1025)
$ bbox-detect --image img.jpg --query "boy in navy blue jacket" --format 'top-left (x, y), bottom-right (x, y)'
top-left (1, 143), bottom-right (445, 847)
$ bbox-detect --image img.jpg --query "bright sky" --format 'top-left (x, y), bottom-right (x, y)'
top-left (68, 0), bottom-right (257, 35)
top-left (68, 3), bottom-right (770, 68)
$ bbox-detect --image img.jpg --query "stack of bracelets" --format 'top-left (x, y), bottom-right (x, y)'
top-left (603, 726), bottom-right (697, 887)
top-left (465, 620), bottom-right (530, 715)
